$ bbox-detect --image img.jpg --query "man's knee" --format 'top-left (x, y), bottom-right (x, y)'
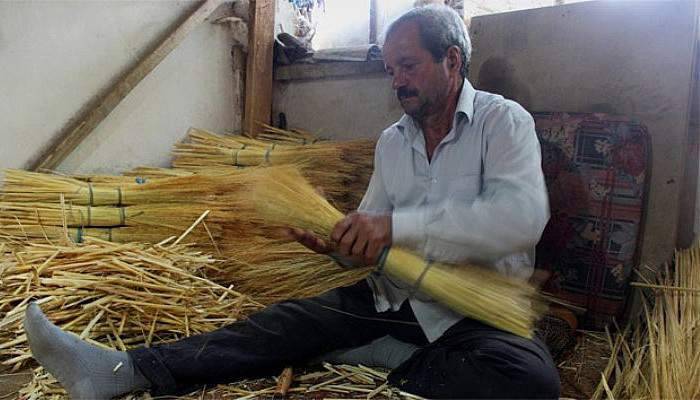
top-left (387, 339), bottom-right (560, 399)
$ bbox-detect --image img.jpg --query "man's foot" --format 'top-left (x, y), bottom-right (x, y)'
top-left (24, 303), bottom-right (149, 399)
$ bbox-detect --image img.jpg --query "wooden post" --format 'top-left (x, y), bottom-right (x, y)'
top-left (30, 0), bottom-right (224, 171)
top-left (369, 0), bottom-right (378, 44)
top-left (243, 0), bottom-right (275, 137)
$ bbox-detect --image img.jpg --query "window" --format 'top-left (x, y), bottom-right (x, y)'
top-left (276, 0), bottom-right (591, 51)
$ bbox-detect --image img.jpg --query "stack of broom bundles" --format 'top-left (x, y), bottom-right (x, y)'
top-left (244, 165), bottom-right (545, 338)
top-left (0, 169), bottom-right (261, 245)
top-left (593, 243), bottom-right (700, 399)
top-left (172, 127), bottom-right (375, 213)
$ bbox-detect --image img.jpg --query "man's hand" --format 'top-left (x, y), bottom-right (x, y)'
top-left (331, 212), bottom-right (392, 267)
top-left (287, 227), bottom-right (333, 254)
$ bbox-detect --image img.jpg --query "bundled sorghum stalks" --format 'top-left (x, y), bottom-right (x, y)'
top-left (221, 240), bottom-right (372, 304)
top-left (172, 127), bottom-right (375, 212)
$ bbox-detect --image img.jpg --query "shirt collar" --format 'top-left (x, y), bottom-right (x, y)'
top-left (396, 79), bottom-right (476, 140)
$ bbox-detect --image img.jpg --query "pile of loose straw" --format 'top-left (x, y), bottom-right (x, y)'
top-left (594, 244), bottom-right (700, 399)
top-left (0, 234), bottom-right (262, 398)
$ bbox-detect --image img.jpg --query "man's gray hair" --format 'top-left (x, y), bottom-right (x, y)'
top-left (383, 5), bottom-right (472, 79)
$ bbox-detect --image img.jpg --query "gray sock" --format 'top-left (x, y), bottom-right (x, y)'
top-left (24, 303), bottom-right (150, 400)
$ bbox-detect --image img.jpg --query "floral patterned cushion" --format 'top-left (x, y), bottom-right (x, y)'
top-left (533, 112), bottom-right (649, 329)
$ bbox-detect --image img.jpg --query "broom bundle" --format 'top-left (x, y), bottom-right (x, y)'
top-left (219, 240), bottom-right (372, 304)
top-left (187, 127), bottom-right (302, 151)
top-left (1, 169), bottom-right (251, 206)
top-left (0, 222), bottom-right (217, 248)
top-left (0, 201), bottom-right (234, 230)
top-left (256, 123), bottom-right (323, 145)
top-left (243, 166), bottom-right (544, 338)
top-left (0, 237), bottom-right (261, 373)
top-left (172, 128), bottom-right (375, 212)
top-left (594, 244), bottom-right (700, 399)
top-left (173, 139), bottom-right (349, 169)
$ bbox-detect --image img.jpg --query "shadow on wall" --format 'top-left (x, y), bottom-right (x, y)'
top-left (476, 56), bottom-right (533, 110)
top-left (476, 56), bottom-right (619, 114)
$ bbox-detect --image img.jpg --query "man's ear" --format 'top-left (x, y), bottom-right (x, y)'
top-left (445, 45), bottom-right (462, 75)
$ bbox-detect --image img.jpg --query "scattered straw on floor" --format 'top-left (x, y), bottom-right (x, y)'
top-left (0, 237), bottom-right (262, 375)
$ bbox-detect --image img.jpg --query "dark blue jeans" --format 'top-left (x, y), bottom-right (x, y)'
top-left (130, 280), bottom-right (560, 398)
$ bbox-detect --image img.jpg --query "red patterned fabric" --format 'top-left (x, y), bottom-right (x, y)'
top-left (533, 112), bottom-right (649, 328)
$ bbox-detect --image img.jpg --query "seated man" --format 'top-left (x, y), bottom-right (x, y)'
top-left (23, 5), bottom-right (560, 399)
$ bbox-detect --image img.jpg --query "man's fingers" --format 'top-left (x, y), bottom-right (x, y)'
top-left (313, 236), bottom-right (331, 253)
top-left (351, 235), bottom-right (368, 258)
top-left (338, 224), bottom-right (359, 256)
top-left (365, 241), bottom-right (383, 266)
top-left (286, 227), bottom-right (305, 240)
top-left (331, 216), bottom-right (353, 243)
top-left (291, 228), bottom-right (332, 254)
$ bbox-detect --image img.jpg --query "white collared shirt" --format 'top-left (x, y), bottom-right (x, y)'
top-left (360, 80), bottom-right (550, 342)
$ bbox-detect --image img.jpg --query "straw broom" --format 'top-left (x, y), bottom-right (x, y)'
top-left (173, 141), bottom-right (349, 169)
top-left (220, 240), bottom-right (372, 304)
top-left (0, 223), bottom-right (216, 247)
top-left (593, 244), bottom-right (700, 399)
top-left (255, 123), bottom-right (323, 145)
top-left (187, 127), bottom-right (302, 150)
top-left (0, 202), bottom-right (233, 229)
top-left (1, 169), bottom-right (252, 206)
top-left (173, 128), bottom-right (375, 212)
top-left (244, 166), bottom-right (543, 338)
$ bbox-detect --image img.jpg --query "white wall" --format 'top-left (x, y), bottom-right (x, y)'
top-left (0, 0), bottom-right (237, 176)
top-left (275, 74), bottom-right (402, 140)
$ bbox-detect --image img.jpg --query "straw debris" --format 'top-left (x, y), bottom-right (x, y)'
top-left (593, 244), bottom-right (700, 399)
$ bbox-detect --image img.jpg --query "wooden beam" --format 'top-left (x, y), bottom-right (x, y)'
top-left (30, 0), bottom-right (224, 171)
top-left (243, 0), bottom-right (275, 137)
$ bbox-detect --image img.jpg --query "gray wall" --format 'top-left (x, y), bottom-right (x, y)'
top-left (273, 1), bottom-right (699, 268)
top-left (0, 1), bottom-right (239, 177)
top-left (274, 74), bottom-right (402, 140)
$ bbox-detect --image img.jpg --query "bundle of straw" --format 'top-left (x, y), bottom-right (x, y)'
top-left (172, 127), bottom-right (375, 212)
top-left (220, 240), bottom-right (372, 304)
top-left (593, 244), bottom-right (700, 399)
top-left (255, 123), bottom-right (323, 145)
top-left (1, 169), bottom-right (250, 206)
top-left (0, 223), bottom-right (215, 247)
top-left (0, 202), bottom-right (231, 230)
top-left (173, 133), bottom-right (340, 169)
top-left (245, 166), bottom-right (543, 338)
top-left (0, 237), bottom-right (261, 374)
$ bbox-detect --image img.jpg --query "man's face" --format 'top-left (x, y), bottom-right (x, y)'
top-left (383, 21), bottom-right (451, 119)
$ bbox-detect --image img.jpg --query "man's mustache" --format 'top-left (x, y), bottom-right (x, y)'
top-left (397, 87), bottom-right (419, 100)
